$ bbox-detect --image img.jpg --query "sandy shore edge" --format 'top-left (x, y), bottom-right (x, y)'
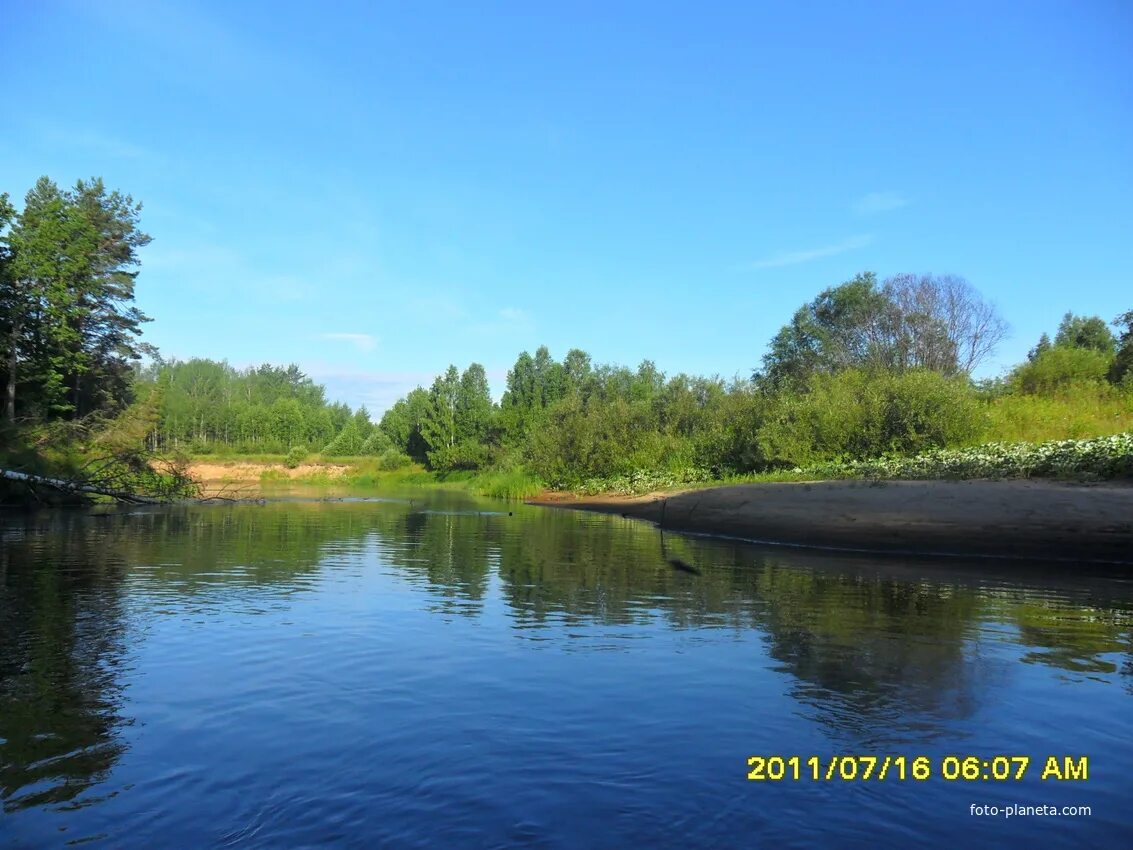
top-left (529, 480), bottom-right (1133, 563)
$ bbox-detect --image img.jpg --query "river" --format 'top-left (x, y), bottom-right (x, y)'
top-left (1, 490), bottom-right (1130, 847)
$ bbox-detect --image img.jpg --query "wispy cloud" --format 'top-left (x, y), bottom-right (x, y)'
top-left (317, 333), bottom-right (377, 352)
top-left (407, 295), bottom-right (468, 323)
top-left (140, 241), bottom-right (316, 301)
top-left (468, 306), bottom-right (535, 340)
top-left (37, 124), bottom-right (160, 162)
top-left (853, 191), bottom-right (908, 215)
top-left (498, 307), bottom-right (530, 322)
top-left (746, 235), bottom-right (873, 270)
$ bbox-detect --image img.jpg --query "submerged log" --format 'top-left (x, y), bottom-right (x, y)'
top-left (1, 468), bottom-right (166, 504)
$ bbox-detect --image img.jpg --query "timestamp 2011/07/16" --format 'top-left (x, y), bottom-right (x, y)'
top-left (746, 755), bottom-right (1089, 782)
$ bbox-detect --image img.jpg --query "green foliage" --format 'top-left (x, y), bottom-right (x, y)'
top-left (2, 387), bottom-right (199, 505)
top-left (375, 449), bottom-right (414, 471)
top-left (757, 369), bottom-right (985, 468)
top-left (321, 407), bottom-right (373, 456)
top-left (1010, 346), bottom-right (1113, 395)
top-left (379, 387), bottom-right (431, 462)
top-left (428, 440), bottom-right (490, 471)
top-left (757, 272), bottom-right (1007, 386)
top-left (1, 176), bottom-right (152, 423)
top-left (525, 393), bottom-right (674, 486)
top-left (1027, 333), bottom-right (1052, 361)
top-left (1111, 310), bottom-right (1133, 386)
top-left (359, 428), bottom-right (393, 455)
top-left (465, 468), bottom-right (543, 500)
top-left (500, 346), bottom-right (568, 438)
top-left (1053, 312), bottom-right (1116, 354)
top-left (140, 358), bottom-right (348, 453)
top-left (417, 363), bottom-right (495, 470)
top-left (572, 467), bottom-right (717, 496)
top-left (284, 446), bottom-right (307, 468)
top-left (985, 386), bottom-right (1133, 442)
top-left (798, 433), bottom-right (1133, 481)
top-left (760, 272), bottom-right (887, 385)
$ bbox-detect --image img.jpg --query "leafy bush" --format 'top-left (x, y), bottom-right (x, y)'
top-left (427, 440), bottom-right (489, 471)
top-left (284, 446), bottom-right (307, 468)
top-left (569, 466), bottom-right (717, 496)
top-left (527, 395), bottom-right (670, 485)
top-left (360, 430), bottom-right (393, 455)
top-left (376, 450), bottom-right (414, 471)
top-left (1011, 346), bottom-right (1113, 395)
top-left (758, 369), bottom-right (984, 467)
top-left (323, 425), bottom-right (365, 456)
top-left (798, 433), bottom-right (1133, 481)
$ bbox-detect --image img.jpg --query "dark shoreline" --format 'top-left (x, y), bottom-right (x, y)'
top-left (529, 479), bottom-right (1133, 564)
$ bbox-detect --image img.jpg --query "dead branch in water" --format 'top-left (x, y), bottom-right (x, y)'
top-left (197, 479), bottom-right (259, 503)
top-left (1, 468), bottom-right (166, 504)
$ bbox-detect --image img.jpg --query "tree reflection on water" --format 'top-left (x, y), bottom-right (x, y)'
top-left (1, 496), bottom-right (1130, 812)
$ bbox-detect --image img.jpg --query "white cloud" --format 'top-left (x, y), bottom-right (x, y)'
top-left (746, 234), bottom-right (874, 270)
top-left (317, 333), bottom-right (377, 352)
top-left (853, 191), bottom-right (908, 215)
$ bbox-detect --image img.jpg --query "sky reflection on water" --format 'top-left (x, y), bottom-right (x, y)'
top-left (1, 493), bottom-right (1130, 848)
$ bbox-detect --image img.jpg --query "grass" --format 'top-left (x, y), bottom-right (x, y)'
top-left (325, 464), bottom-right (543, 500)
top-left (983, 390), bottom-right (1133, 443)
top-left (220, 455), bottom-right (543, 501)
top-left (460, 468), bottom-right (544, 500)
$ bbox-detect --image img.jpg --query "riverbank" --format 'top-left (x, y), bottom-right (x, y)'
top-left (185, 458), bottom-right (543, 500)
top-left (529, 480), bottom-right (1133, 563)
top-left (186, 459), bottom-right (1133, 562)
top-left (189, 460), bottom-right (353, 486)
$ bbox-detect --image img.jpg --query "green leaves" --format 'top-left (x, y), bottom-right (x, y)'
top-left (757, 273), bottom-right (1008, 386)
top-left (757, 369), bottom-right (985, 468)
top-left (2, 176), bottom-right (151, 421)
top-left (1054, 312), bottom-right (1117, 355)
top-left (1011, 346), bottom-right (1114, 395)
top-left (797, 433), bottom-right (1133, 481)
top-left (417, 363), bottom-right (496, 470)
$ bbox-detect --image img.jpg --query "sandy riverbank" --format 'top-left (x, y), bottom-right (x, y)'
top-left (529, 480), bottom-right (1133, 563)
top-left (188, 461), bottom-right (351, 487)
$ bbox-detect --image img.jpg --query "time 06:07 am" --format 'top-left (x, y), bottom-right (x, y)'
top-left (746, 755), bottom-right (1089, 782)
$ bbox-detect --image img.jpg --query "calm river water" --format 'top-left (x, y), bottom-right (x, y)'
top-left (1, 491), bottom-right (1131, 848)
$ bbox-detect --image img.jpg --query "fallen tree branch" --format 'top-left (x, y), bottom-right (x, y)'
top-left (1, 468), bottom-right (166, 504)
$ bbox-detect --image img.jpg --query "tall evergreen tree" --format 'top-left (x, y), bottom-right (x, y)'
top-left (1053, 312), bottom-right (1116, 355)
top-left (1, 177), bottom-right (151, 422)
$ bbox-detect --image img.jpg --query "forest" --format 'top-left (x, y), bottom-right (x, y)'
top-left (2, 176), bottom-right (1132, 499)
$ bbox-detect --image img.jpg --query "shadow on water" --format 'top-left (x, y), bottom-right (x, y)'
top-left (0, 522), bottom-right (131, 813)
top-left (1, 492), bottom-right (1130, 844)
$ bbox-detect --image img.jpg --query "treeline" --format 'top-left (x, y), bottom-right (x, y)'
top-left (134, 359), bottom-right (370, 454)
top-left (1, 177), bottom-right (150, 424)
top-left (4, 175), bottom-right (1130, 491)
top-left (374, 273), bottom-right (1133, 486)
top-left (0, 176), bottom-right (388, 462)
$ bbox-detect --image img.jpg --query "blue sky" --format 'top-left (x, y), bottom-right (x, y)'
top-left (3, 0), bottom-right (1131, 412)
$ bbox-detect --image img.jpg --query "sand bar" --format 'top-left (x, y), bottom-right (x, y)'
top-left (530, 480), bottom-right (1133, 563)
